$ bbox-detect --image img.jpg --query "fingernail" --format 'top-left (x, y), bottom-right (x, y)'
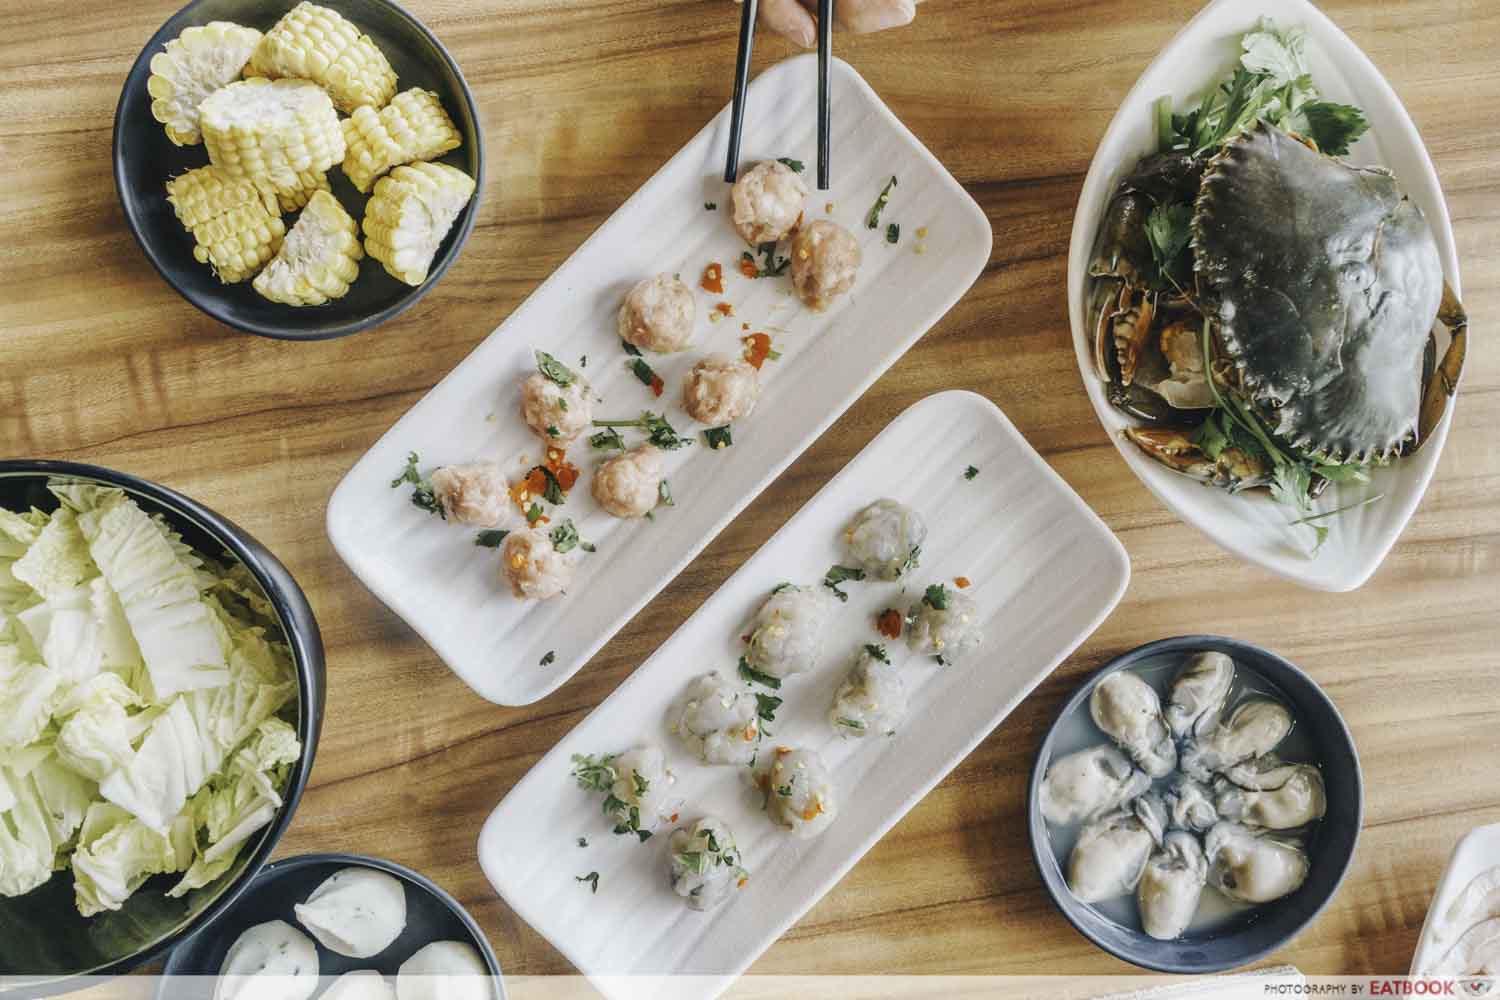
top-left (850, 0), bottom-right (916, 33)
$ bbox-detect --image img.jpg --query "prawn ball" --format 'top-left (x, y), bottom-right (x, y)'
top-left (429, 463), bottom-right (509, 527)
top-left (843, 498), bottom-right (926, 580)
top-left (790, 219), bottom-right (861, 311)
top-left (730, 159), bottom-right (809, 246)
top-left (759, 747), bottom-right (837, 838)
top-left (608, 746), bottom-right (679, 834)
top-left (520, 370), bottom-right (594, 444)
top-left (906, 584), bottom-right (984, 663)
top-left (830, 644), bottom-right (907, 738)
top-left (502, 528), bottom-right (573, 600)
top-left (744, 584), bottom-right (836, 679)
top-left (592, 444), bottom-right (664, 519)
top-left (618, 274), bottom-right (697, 353)
top-left (667, 672), bottom-right (761, 766)
top-left (667, 816), bottom-right (746, 911)
top-left (682, 354), bottom-right (760, 427)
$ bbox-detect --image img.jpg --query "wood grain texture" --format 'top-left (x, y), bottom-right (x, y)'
top-left (2, 0), bottom-right (1498, 982)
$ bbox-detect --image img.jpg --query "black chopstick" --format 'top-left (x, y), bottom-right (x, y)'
top-left (817, 0), bottom-right (833, 189)
top-left (724, 0), bottom-right (759, 183)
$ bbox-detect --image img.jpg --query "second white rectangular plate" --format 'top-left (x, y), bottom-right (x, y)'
top-left (325, 55), bottom-right (991, 705)
top-left (478, 391), bottom-right (1130, 997)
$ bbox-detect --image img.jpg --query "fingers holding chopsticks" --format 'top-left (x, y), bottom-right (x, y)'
top-left (741, 0), bottom-right (918, 48)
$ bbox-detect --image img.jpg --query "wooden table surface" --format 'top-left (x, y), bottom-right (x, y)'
top-left (3, 0), bottom-right (1498, 984)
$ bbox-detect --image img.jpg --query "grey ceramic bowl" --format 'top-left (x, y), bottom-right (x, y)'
top-left (0, 461), bottom-right (325, 993)
top-left (159, 853), bottom-right (504, 998)
top-left (1028, 635), bottom-right (1362, 973)
top-left (113, 0), bottom-right (483, 340)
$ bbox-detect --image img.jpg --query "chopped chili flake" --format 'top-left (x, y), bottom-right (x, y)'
top-left (737, 876), bottom-right (748, 888)
top-left (738, 257), bottom-right (759, 279)
top-left (876, 608), bottom-right (903, 639)
top-left (649, 374), bottom-right (664, 397)
top-left (741, 322), bottom-right (750, 331)
top-left (715, 302), bottom-right (734, 318)
top-left (701, 263), bottom-right (724, 295)
top-left (742, 332), bottom-right (772, 369)
top-left (954, 576), bottom-right (971, 589)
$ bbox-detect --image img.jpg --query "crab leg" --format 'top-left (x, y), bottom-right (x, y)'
top-left (1416, 281), bottom-right (1468, 449)
top-left (1124, 426), bottom-right (1270, 491)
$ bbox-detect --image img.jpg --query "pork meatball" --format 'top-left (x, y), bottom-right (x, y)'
top-left (744, 584), bottom-right (836, 679)
top-left (592, 444), bottom-right (664, 519)
top-left (730, 159), bottom-right (809, 246)
top-left (520, 370), bottom-right (593, 444)
top-left (906, 583), bottom-right (984, 663)
top-left (790, 220), bottom-right (861, 311)
top-left (501, 528), bottom-right (573, 600)
top-left (759, 747), bottom-right (837, 838)
top-left (667, 816), bottom-right (747, 911)
top-left (830, 643), bottom-right (907, 738)
top-left (428, 463), bottom-right (508, 527)
top-left (682, 354), bottom-right (760, 427)
top-left (843, 498), bottom-right (926, 580)
top-left (618, 274), bottom-right (697, 353)
top-left (667, 672), bottom-right (761, 766)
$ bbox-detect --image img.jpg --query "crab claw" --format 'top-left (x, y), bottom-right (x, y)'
top-left (1415, 281), bottom-right (1468, 450)
top-left (1112, 287), bottom-right (1157, 386)
top-left (1124, 427), bottom-right (1270, 492)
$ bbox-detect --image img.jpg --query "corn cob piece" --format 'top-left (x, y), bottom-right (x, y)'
top-left (253, 190), bottom-right (363, 305)
top-left (341, 88), bottom-right (462, 193)
top-left (165, 165), bottom-right (278, 230)
top-left (363, 162), bottom-right (475, 286)
top-left (188, 202), bottom-right (286, 284)
top-left (250, 2), bottom-right (397, 113)
top-left (266, 168), bottom-right (331, 213)
top-left (200, 77), bottom-right (346, 192)
top-left (147, 21), bottom-right (263, 146)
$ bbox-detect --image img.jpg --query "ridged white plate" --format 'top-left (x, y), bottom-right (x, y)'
top-left (327, 55), bottom-right (991, 705)
top-left (1409, 822), bottom-right (1500, 976)
top-left (1067, 0), bottom-right (1463, 592)
top-left (478, 391), bottom-right (1130, 998)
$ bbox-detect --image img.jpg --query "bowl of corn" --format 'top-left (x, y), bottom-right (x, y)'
top-left (113, 0), bottom-right (483, 340)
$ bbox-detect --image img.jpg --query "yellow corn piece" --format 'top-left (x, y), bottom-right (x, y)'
top-left (341, 88), bottom-right (461, 193)
top-left (147, 21), bottom-right (263, 146)
top-left (165, 165), bottom-right (278, 230)
top-left (266, 168), bottom-right (331, 213)
top-left (250, 2), bottom-right (397, 113)
top-left (189, 202), bottom-right (285, 284)
top-left (363, 162), bottom-right (475, 286)
top-left (200, 77), bottom-right (346, 192)
top-left (253, 190), bottom-right (363, 306)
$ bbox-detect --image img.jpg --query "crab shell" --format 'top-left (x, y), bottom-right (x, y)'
top-left (1193, 122), bottom-right (1444, 463)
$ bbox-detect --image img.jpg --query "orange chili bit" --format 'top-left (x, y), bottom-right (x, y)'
top-left (738, 257), bottom-right (759, 279)
top-left (715, 302), bottom-right (734, 318)
top-left (524, 468), bottom-right (548, 496)
top-left (954, 576), bottom-right (971, 589)
top-left (649, 373), bottom-right (664, 397)
top-left (741, 322), bottom-right (750, 331)
top-left (737, 876), bottom-right (749, 889)
top-left (742, 332), bottom-right (772, 370)
top-left (876, 608), bottom-right (903, 639)
top-left (701, 263), bottom-right (724, 295)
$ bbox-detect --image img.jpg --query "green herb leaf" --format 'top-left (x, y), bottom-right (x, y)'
top-left (755, 692), bottom-right (782, 722)
top-left (923, 583), bottom-right (949, 611)
top-left (822, 564), bottom-right (866, 602)
top-left (621, 339), bottom-right (643, 357)
top-left (592, 412), bottom-right (693, 451)
top-left (571, 753), bottom-right (618, 792)
top-left (863, 643), bottom-right (890, 663)
top-left (540, 650), bottom-right (556, 666)
top-left (886, 223), bottom-right (900, 245)
top-left (900, 545), bottom-right (921, 577)
top-left (577, 836), bottom-right (588, 847)
top-left (589, 428), bottom-right (626, 452)
top-left (704, 201), bottom-right (717, 211)
top-left (1269, 460), bottom-right (1313, 511)
top-left (529, 465), bottom-right (567, 504)
top-left (1297, 100), bottom-right (1369, 156)
top-left (629, 357), bottom-right (659, 390)
top-left (1145, 202), bottom-right (1194, 289)
top-left (657, 479), bottom-right (674, 508)
top-left (777, 157), bottom-right (806, 173)
top-left (744, 243), bottom-right (790, 278)
top-left (550, 519), bottom-right (581, 553)
top-left (576, 871), bottom-right (599, 893)
top-left (770, 582), bottom-right (796, 595)
top-left (963, 465), bottom-right (979, 481)
top-left (866, 175), bottom-right (898, 230)
top-left (536, 350), bottom-right (577, 388)
top-left (391, 452), bottom-right (445, 519)
top-left (738, 656), bottom-right (781, 690)
top-left (704, 425), bottom-right (733, 450)
top-left (526, 502), bottom-right (544, 525)
top-left (835, 717), bottom-right (866, 731)
top-left (475, 529), bottom-right (510, 548)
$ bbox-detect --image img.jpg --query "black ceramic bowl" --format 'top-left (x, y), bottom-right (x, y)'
top-left (159, 854), bottom-right (504, 997)
top-left (1028, 635), bottom-right (1362, 973)
top-left (113, 0), bottom-right (483, 340)
top-left (0, 460), bottom-right (325, 993)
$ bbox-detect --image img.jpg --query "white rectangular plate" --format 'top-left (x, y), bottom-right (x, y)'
top-left (1409, 821), bottom-right (1500, 975)
top-left (478, 391), bottom-right (1130, 997)
top-left (1066, 0), bottom-right (1463, 592)
top-left (327, 55), bottom-right (991, 705)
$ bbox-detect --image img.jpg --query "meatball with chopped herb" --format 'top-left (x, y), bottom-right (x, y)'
top-left (667, 816), bottom-right (748, 911)
top-left (429, 462), bottom-right (509, 527)
top-left (731, 159), bottom-right (809, 246)
top-left (667, 672), bottom-right (761, 766)
top-left (744, 583), bottom-right (836, 679)
top-left (592, 443), bottom-right (665, 519)
top-left (905, 582), bottom-right (983, 663)
top-left (502, 528), bottom-right (573, 600)
top-left (683, 354), bottom-right (760, 427)
top-left (520, 367), bottom-right (593, 445)
top-left (570, 746), bottom-right (679, 840)
top-left (830, 643), bottom-right (907, 738)
top-left (618, 273), bottom-right (697, 354)
top-left (790, 219), bottom-right (860, 311)
top-left (843, 498), bottom-right (925, 580)
top-left (758, 747), bottom-right (837, 839)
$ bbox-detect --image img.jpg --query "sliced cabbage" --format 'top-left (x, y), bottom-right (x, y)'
top-left (0, 633), bottom-right (61, 752)
top-left (11, 508), bottom-right (95, 602)
top-left (55, 674), bottom-right (146, 782)
top-left (0, 509), bottom-right (43, 614)
top-left (17, 585), bottom-right (105, 684)
top-left (70, 802), bottom-right (193, 917)
top-left (0, 754), bottom-right (94, 897)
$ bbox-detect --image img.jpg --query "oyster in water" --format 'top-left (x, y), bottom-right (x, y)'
top-left (1067, 808), bottom-right (1156, 903)
top-left (1133, 791), bottom-right (1169, 847)
top-left (1039, 745), bottom-right (1150, 826)
top-left (1164, 651), bottom-right (1234, 739)
top-left (1165, 775), bottom-right (1218, 833)
top-left (1181, 699), bottom-right (1292, 781)
top-left (1090, 672), bottom-right (1177, 778)
top-left (1214, 766), bottom-right (1326, 830)
top-left (1205, 822), bottom-right (1309, 904)
top-left (1222, 754), bottom-right (1305, 791)
top-left (1138, 831), bottom-right (1209, 940)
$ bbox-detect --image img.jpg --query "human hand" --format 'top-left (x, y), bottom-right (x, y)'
top-left (745, 0), bottom-right (918, 48)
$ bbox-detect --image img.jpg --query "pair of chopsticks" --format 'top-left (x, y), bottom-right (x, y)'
top-left (723, 0), bottom-right (833, 190)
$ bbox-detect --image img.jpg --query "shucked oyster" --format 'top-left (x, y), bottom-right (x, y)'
top-left (1067, 808), bottom-right (1156, 904)
top-left (1039, 744), bottom-right (1150, 827)
top-left (1214, 766), bottom-right (1326, 830)
top-left (1090, 672), bottom-right (1176, 778)
top-left (1221, 753), bottom-right (1306, 791)
top-left (1205, 821), bottom-right (1309, 904)
top-left (1138, 830), bottom-right (1208, 940)
top-left (1181, 698), bottom-right (1292, 781)
top-left (1165, 775), bottom-right (1218, 834)
top-left (1164, 652), bottom-right (1234, 740)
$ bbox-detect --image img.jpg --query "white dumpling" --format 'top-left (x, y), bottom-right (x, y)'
top-left (215, 920), bottom-right (319, 1000)
top-left (730, 159), bottom-right (808, 245)
top-left (591, 444), bottom-right (664, 519)
top-left (666, 672), bottom-right (761, 766)
top-left (905, 584), bottom-right (983, 664)
top-left (321, 971), bottom-right (398, 1000)
top-left (519, 369), bottom-right (593, 445)
top-left (744, 584), bottom-right (836, 679)
top-left (618, 273), bottom-right (696, 353)
top-left (759, 747), bottom-right (837, 838)
top-left (1039, 744), bottom-right (1150, 827)
top-left (396, 941), bottom-right (490, 1000)
top-left (682, 354), bottom-right (760, 427)
top-left (843, 499), bottom-right (925, 581)
top-left (790, 220), bottom-right (860, 311)
top-left (607, 746), bottom-right (679, 837)
top-left (292, 867), bottom-right (407, 959)
top-left (501, 528), bottom-right (573, 600)
top-left (667, 816), bottom-right (747, 911)
top-left (429, 464), bottom-right (508, 527)
top-left (829, 643), bottom-right (907, 738)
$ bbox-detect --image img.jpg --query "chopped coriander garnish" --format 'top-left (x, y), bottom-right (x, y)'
top-left (546, 425), bottom-right (560, 437)
top-left (777, 157), bottom-right (806, 173)
top-left (886, 223), bottom-right (900, 244)
top-left (592, 412), bottom-right (693, 451)
top-left (540, 650), bottom-right (556, 666)
top-left (835, 717), bottom-right (866, 731)
top-left (863, 643), bottom-right (890, 663)
top-left (550, 519), bottom-right (582, 553)
top-left (475, 529), bottom-right (509, 548)
top-left (923, 583), bottom-right (949, 610)
top-left (391, 452), bottom-right (445, 519)
top-left (628, 356), bottom-right (659, 391)
top-left (755, 692), bottom-right (783, 722)
top-left (633, 772), bottom-right (650, 797)
top-left (571, 753), bottom-right (617, 792)
top-left (529, 464), bottom-right (567, 504)
top-left (704, 425), bottom-right (733, 450)
top-left (738, 656), bottom-right (781, 690)
top-left (526, 502), bottom-right (544, 525)
top-left (581, 541), bottom-right (597, 553)
top-left (536, 350), bottom-right (577, 387)
top-left (899, 545), bottom-right (922, 576)
top-left (964, 465), bottom-right (979, 481)
top-left (704, 201), bottom-right (717, 211)
top-left (576, 871), bottom-right (599, 893)
top-left (776, 783), bottom-right (794, 797)
top-left (742, 243), bottom-right (790, 278)
top-left (621, 339), bottom-right (643, 357)
top-left (771, 582), bottom-right (796, 594)
top-left (577, 836), bottom-right (588, 847)
top-left (865, 175), bottom-right (898, 230)
top-left (580, 355), bottom-right (588, 368)
top-left (590, 427), bottom-right (626, 452)
top-left (658, 479), bottom-right (674, 508)
top-left (822, 564), bottom-right (867, 602)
